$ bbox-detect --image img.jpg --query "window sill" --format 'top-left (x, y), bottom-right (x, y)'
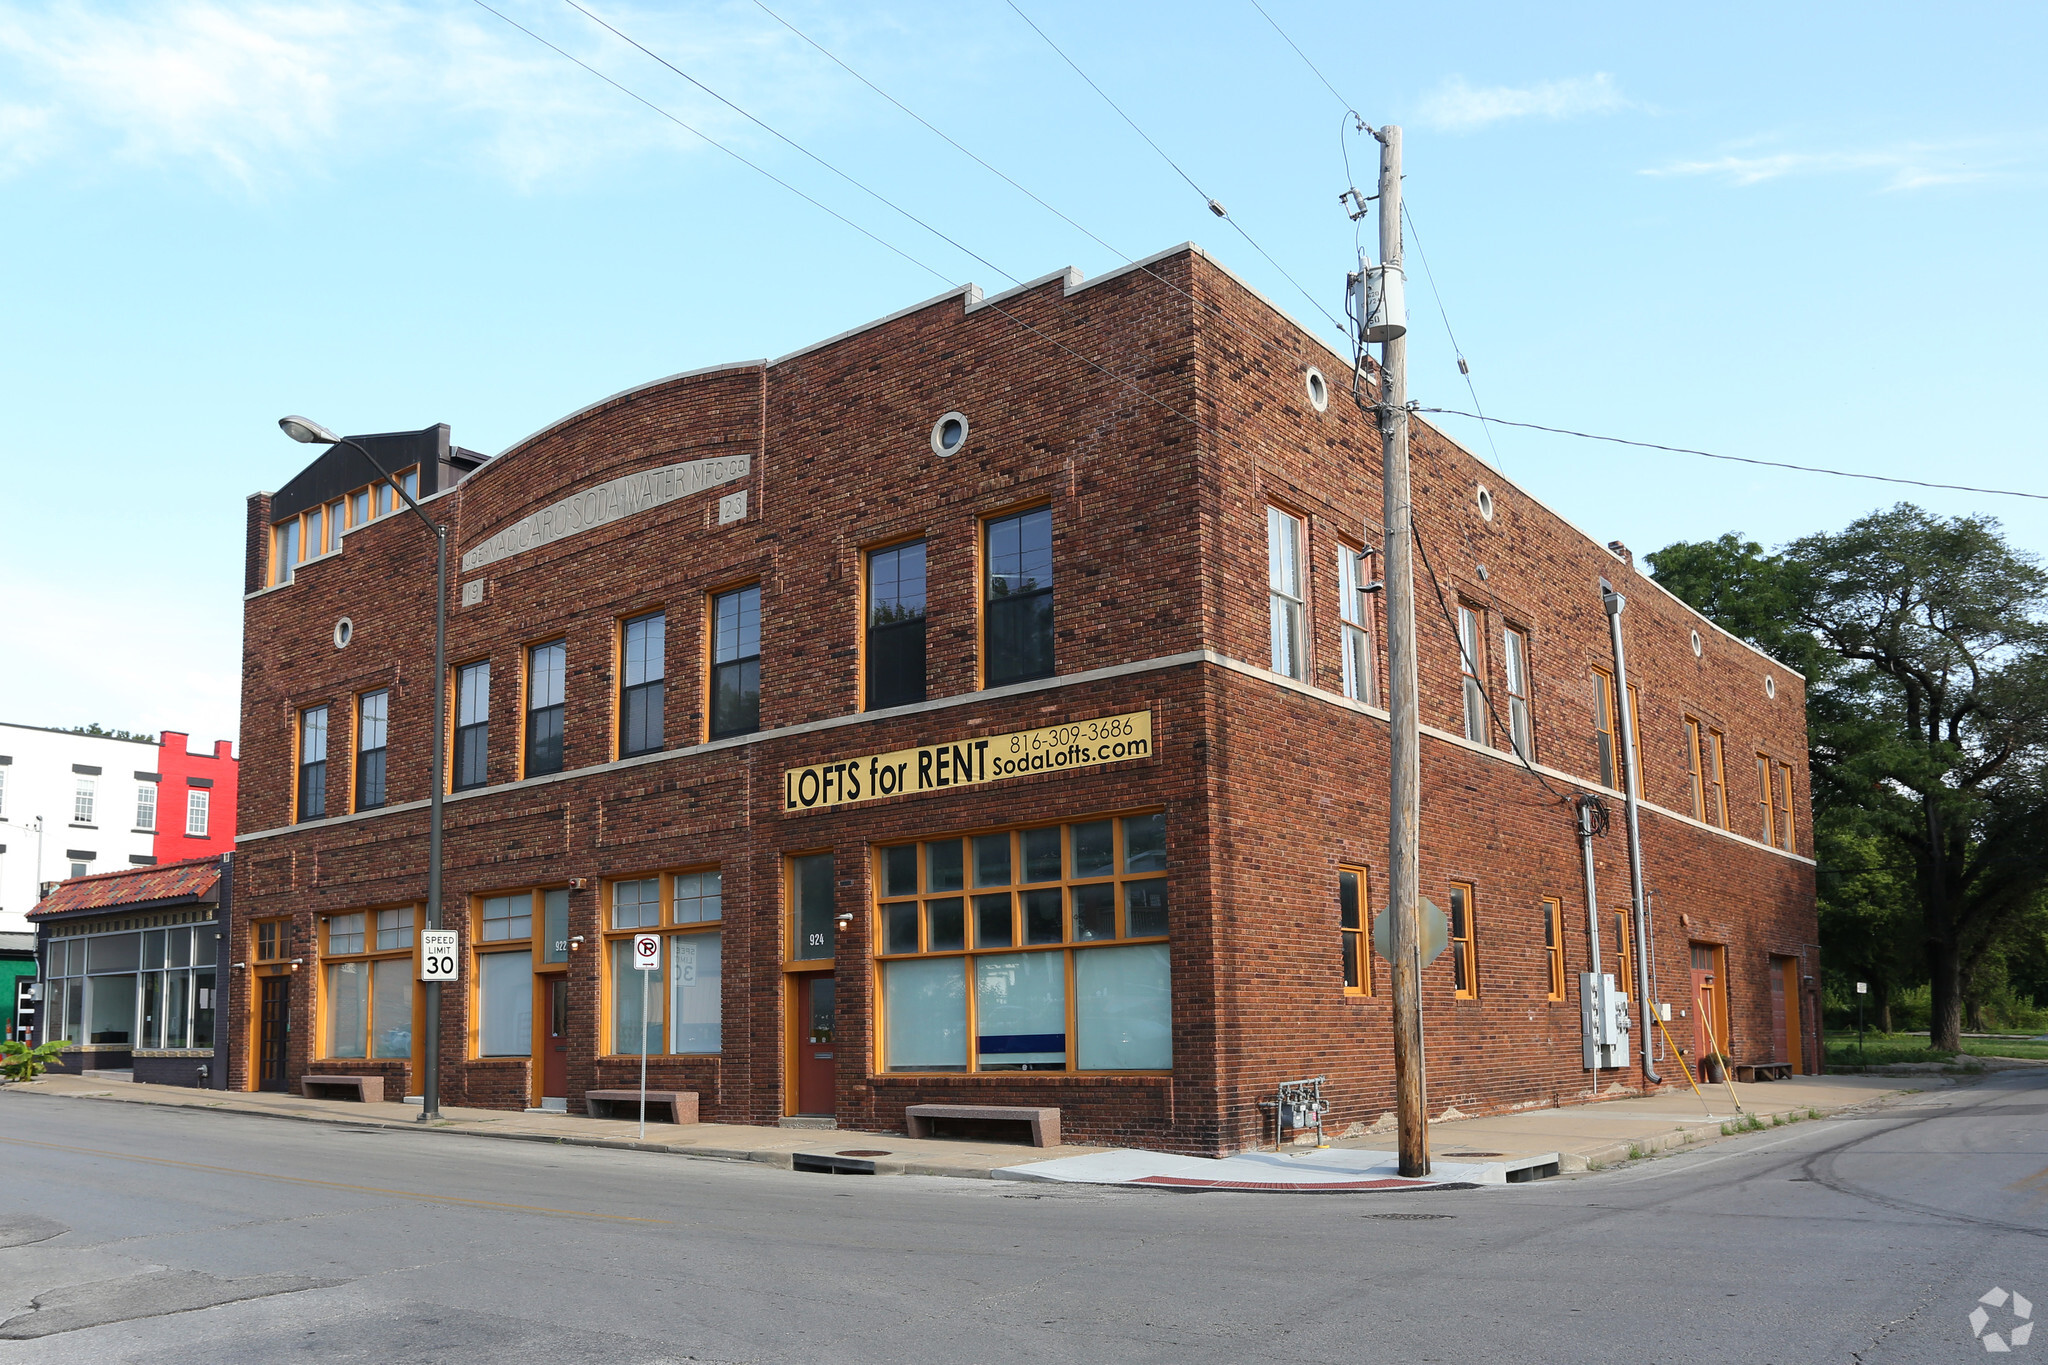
top-left (69, 824), bottom-right (97, 830)
top-left (595, 1052), bottom-right (722, 1061)
top-left (133, 828), bottom-right (155, 835)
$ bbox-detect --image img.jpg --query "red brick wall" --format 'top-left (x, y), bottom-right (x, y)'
top-left (230, 247), bottom-right (1817, 1154)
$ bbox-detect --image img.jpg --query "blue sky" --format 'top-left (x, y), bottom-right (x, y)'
top-left (1, 0), bottom-right (2042, 747)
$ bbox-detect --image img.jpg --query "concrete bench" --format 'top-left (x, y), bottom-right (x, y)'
top-left (585, 1089), bottom-right (698, 1124)
top-left (301, 1075), bottom-right (384, 1103)
top-left (1734, 1062), bottom-right (1794, 1083)
top-left (904, 1103), bottom-right (1060, 1147)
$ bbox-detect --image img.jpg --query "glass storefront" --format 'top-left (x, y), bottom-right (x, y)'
top-left (43, 919), bottom-right (219, 1050)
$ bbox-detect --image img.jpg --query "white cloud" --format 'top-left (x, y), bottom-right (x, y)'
top-left (1416, 72), bottom-right (1631, 133)
top-left (0, 0), bottom-right (838, 188)
top-left (1644, 143), bottom-right (2002, 192)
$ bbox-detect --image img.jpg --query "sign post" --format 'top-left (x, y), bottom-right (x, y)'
top-left (1856, 981), bottom-right (1868, 1066)
top-left (633, 933), bottom-right (660, 1139)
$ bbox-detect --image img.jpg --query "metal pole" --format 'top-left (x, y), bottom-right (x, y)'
top-left (1603, 586), bottom-right (1661, 1086)
top-left (1578, 800), bottom-right (1604, 980)
top-left (326, 436), bottom-right (447, 1122)
top-left (639, 967), bottom-right (650, 1141)
top-left (1376, 124), bottom-right (1428, 1178)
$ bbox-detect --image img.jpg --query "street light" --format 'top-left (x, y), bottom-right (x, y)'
top-left (279, 415), bottom-right (450, 1122)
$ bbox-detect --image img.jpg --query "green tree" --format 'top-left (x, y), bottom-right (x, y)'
top-left (1651, 505), bottom-right (2048, 1051)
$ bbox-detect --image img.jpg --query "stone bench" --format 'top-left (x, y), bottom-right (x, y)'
top-left (1734, 1062), bottom-right (1794, 1083)
top-left (904, 1103), bottom-right (1060, 1147)
top-left (585, 1089), bottom-right (698, 1124)
top-left (302, 1075), bottom-right (384, 1103)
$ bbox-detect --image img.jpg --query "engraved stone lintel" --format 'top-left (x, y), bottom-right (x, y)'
top-left (461, 452), bottom-right (753, 573)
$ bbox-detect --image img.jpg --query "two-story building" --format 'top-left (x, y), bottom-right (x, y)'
top-left (230, 245), bottom-right (1817, 1152)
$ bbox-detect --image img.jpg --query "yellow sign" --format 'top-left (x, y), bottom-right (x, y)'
top-left (782, 711), bottom-right (1153, 812)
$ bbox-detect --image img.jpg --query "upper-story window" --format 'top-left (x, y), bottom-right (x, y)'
top-left (986, 506), bottom-right (1053, 687)
top-left (185, 789), bottom-right (209, 837)
top-left (710, 586), bottom-right (761, 739)
top-left (272, 518), bottom-right (300, 587)
top-left (73, 778), bottom-right (95, 825)
top-left (1503, 626), bottom-right (1534, 760)
top-left (1337, 545), bottom-right (1377, 705)
top-left (619, 611), bottom-right (665, 758)
top-left (1778, 763), bottom-right (1796, 850)
top-left (297, 705), bottom-right (329, 821)
top-left (348, 488), bottom-right (371, 528)
top-left (356, 689), bottom-right (388, 811)
top-left (454, 662), bottom-right (490, 791)
top-left (135, 782), bottom-right (156, 832)
top-left (866, 540), bottom-right (928, 710)
top-left (1591, 667), bottom-right (1641, 792)
top-left (269, 468), bottom-right (420, 587)
top-left (1684, 717), bottom-right (1728, 827)
top-left (1266, 507), bottom-right (1306, 681)
top-left (525, 640), bottom-right (566, 777)
top-left (1755, 753), bottom-right (1778, 846)
top-left (1456, 604), bottom-right (1487, 743)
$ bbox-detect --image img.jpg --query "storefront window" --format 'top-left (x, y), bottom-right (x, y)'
top-left (479, 950), bottom-right (532, 1056)
top-left (322, 908), bottom-right (416, 1060)
top-left (43, 922), bottom-right (219, 1050)
top-left (874, 812), bottom-right (1172, 1073)
top-left (603, 869), bottom-right (722, 1055)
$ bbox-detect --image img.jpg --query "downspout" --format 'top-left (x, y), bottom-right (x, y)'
top-left (215, 850), bottom-right (232, 1090)
top-left (1576, 797), bottom-right (1603, 980)
top-left (1602, 583), bottom-right (1660, 1086)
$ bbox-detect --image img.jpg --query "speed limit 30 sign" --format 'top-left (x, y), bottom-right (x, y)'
top-left (420, 929), bottom-right (460, 982)
top-left (633, 933), bottom-right (661, 970)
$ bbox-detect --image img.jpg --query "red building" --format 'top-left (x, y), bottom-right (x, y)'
top-left (152, 732), bottom-right (237, 865)
top-left (231, 246), bottom-right (1817, 1152)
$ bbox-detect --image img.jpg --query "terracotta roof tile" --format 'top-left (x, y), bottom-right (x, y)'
top-left (28, 856), bottom-right (222, 919)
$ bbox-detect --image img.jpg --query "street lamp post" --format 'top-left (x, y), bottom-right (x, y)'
top-left (279, 416), bottom-right (449, 1121)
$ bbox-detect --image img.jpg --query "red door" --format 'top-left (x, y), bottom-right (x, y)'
top-left (794, 975), bottom-right (836, 1116)
top-left (542, 977), bottom-right (569, 1105)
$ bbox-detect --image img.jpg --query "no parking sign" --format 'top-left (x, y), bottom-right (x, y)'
top-left (633, 933), bottom-right (660, 970)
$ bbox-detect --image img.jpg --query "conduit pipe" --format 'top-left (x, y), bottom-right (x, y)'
top-left (1602, 583), bottom-right (1661, 1086)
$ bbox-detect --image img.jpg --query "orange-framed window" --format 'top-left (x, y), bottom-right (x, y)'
top-left (1448, 881), bottom-right (1478, 998)
top-left (1340, 865), bottom-right (1373, 995)
top-left (1613, 910), bottom-right (1633, 993)
top-left (619, 610), bottom-right (666, 758)
top-left (1779, 763), bottom-right (1796, 850)
top-left (986, 504), bottom-right (1055, 687)
top-left (452, 660), bottom-right (490, 791)
top-left (602, 870), bottom-right (721, 1056)
top-left (1683, 716), bottom-right (1707, 820)
top-left (1756, 752), bottom-right (1778, 845)
top-left (524, 639), bottom-right (566, 778)
top-left (873, 811), bottom-right (1171, 1073)
top-left (709, 584), bottom-right (762, 739)
top-left (1591, 668), bottom-right (1643, 791)
top-left (296, 704), bottom-right (329, 822)
top-left (471, 886), bottom-right (567, 1061)
top-left (319, 906), bottom-right (418, 1061)
top-left (1702, 726), bottom-right (1729, 827)
top-left (1542, 896), bottom-right (1566, 1000)
top-left (865, 538), bottom-right (928, 710)
top-left (253, 918), bottom-right (289, 964)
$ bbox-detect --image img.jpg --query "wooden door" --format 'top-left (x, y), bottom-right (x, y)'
top-left (258, 976), bottom-right (289, 1092)
top-left (1778, 956), bottom-right (1804, 1073)
top-left (541, 977), bottom-right (569, 1103)
top-left (793, 974), bottom-right (836, 1116)
top-left (1689, 944), bottom-right (1719, 1079)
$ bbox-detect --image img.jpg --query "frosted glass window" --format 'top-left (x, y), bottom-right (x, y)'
top-left (674, 871), bottom-right (721, 924)
top-left (329, 913), bottom-right (366, 955)
top-left (541, 887), bottom-right (569, 963)
top-left (976, 953), bottom-right (1066, 1069)
top-left (479, 951), bottom-right (533, 1056)
top-left (883, 958), bottom-right (967, 1072)
top-left (610, 937), bottom-right (663, 1053)
top-left (1076, 944), bottom-right (1172, 1070)
top-left (670, 932), bottom-right (721, 1054)
top-left (611, 879), bottom-right (659, 930)
top-left (375, 907), bottom-right (414, 951)
top-left (371, 958), bottom-right (413, 1059)
top-left (482, 893), bottom-right (531, 941)
top-left (326, 961), bottom-right (368, 1059)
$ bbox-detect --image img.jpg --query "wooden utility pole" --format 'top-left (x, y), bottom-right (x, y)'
top-left (1374, 125), bottom-right (1429, 1178)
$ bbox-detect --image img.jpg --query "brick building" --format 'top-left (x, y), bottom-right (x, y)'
top-left (231, 245), bottom-right (1816, 1153)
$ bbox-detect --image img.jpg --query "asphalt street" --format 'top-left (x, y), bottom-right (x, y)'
top-left (1, 1069), bottom-right (2043, 1364)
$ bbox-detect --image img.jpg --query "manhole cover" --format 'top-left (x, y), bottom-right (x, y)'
top-left (1362, 1213), bottom-right (1454, 1220)
top-left (836, 1150), bottom-right (892, 1157)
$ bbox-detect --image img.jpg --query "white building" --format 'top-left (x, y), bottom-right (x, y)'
top-left (0, 724), bottom-right (163, 933)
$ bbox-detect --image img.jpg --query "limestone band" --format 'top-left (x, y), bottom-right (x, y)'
top-left (461, 451), bottom-right (752, 573)
top-left (783, 711), bottom-right (1153, 812)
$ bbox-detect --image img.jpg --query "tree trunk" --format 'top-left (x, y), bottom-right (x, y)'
top-left (1929, 940), bottom-right (1964, 1051)
top-left (1966, 995), bottom-right (1986, 1033)
top-left (1878, 982), bottom-right (1893, 1035)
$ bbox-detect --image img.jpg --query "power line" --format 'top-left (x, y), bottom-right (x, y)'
top-left (1003, 0), bottom-right (1349, 339)
top-left (473, 0), bottom-right (1217, 442)
top-left (1246, 0), bottom-right (1350, 110)
top-left (1417, 409), bottom-right (2048, 503)
top-left (1401, 203), bottom-right (1503, 471)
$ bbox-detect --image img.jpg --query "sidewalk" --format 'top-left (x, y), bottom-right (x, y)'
top-left (2, 1066), bottom-right (1970, 1186)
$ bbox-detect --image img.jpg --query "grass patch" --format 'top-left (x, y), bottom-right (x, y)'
top-left (1824, 1029), bottom-right (2048, 1067)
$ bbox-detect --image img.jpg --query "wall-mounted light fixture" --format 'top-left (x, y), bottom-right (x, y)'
top-left (568, 935), bottom-right (586, 953)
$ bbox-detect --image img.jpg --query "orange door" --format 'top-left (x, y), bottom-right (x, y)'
top-left (1690, 944), bottom-right (1719, 1079)
top-left (1779, 956), bottom-right (1804, 1073)
top-left (794, 974), bottom-right (836, 1116)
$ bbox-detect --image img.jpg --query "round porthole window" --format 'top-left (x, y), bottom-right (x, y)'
top-left (930, 411), bottom-right (968, 457)
top-left (333, 617), bottom-right (354, 650)
top-left (1305, 366), bottom-right (1330, 412)
top-left (1690, 629), bottom-right (1703, 658)
top-left (1475, 485), bottom-right (1495, 521)
top-left (1765, 675), bottom-right (1777, 699)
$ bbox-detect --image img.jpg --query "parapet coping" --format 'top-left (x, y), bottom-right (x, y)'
top-left (237, 647), bottom-right (1813, 868)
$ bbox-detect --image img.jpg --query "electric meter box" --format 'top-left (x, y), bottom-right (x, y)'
top-left (1580, 972), bottom-right (1632, 1070)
